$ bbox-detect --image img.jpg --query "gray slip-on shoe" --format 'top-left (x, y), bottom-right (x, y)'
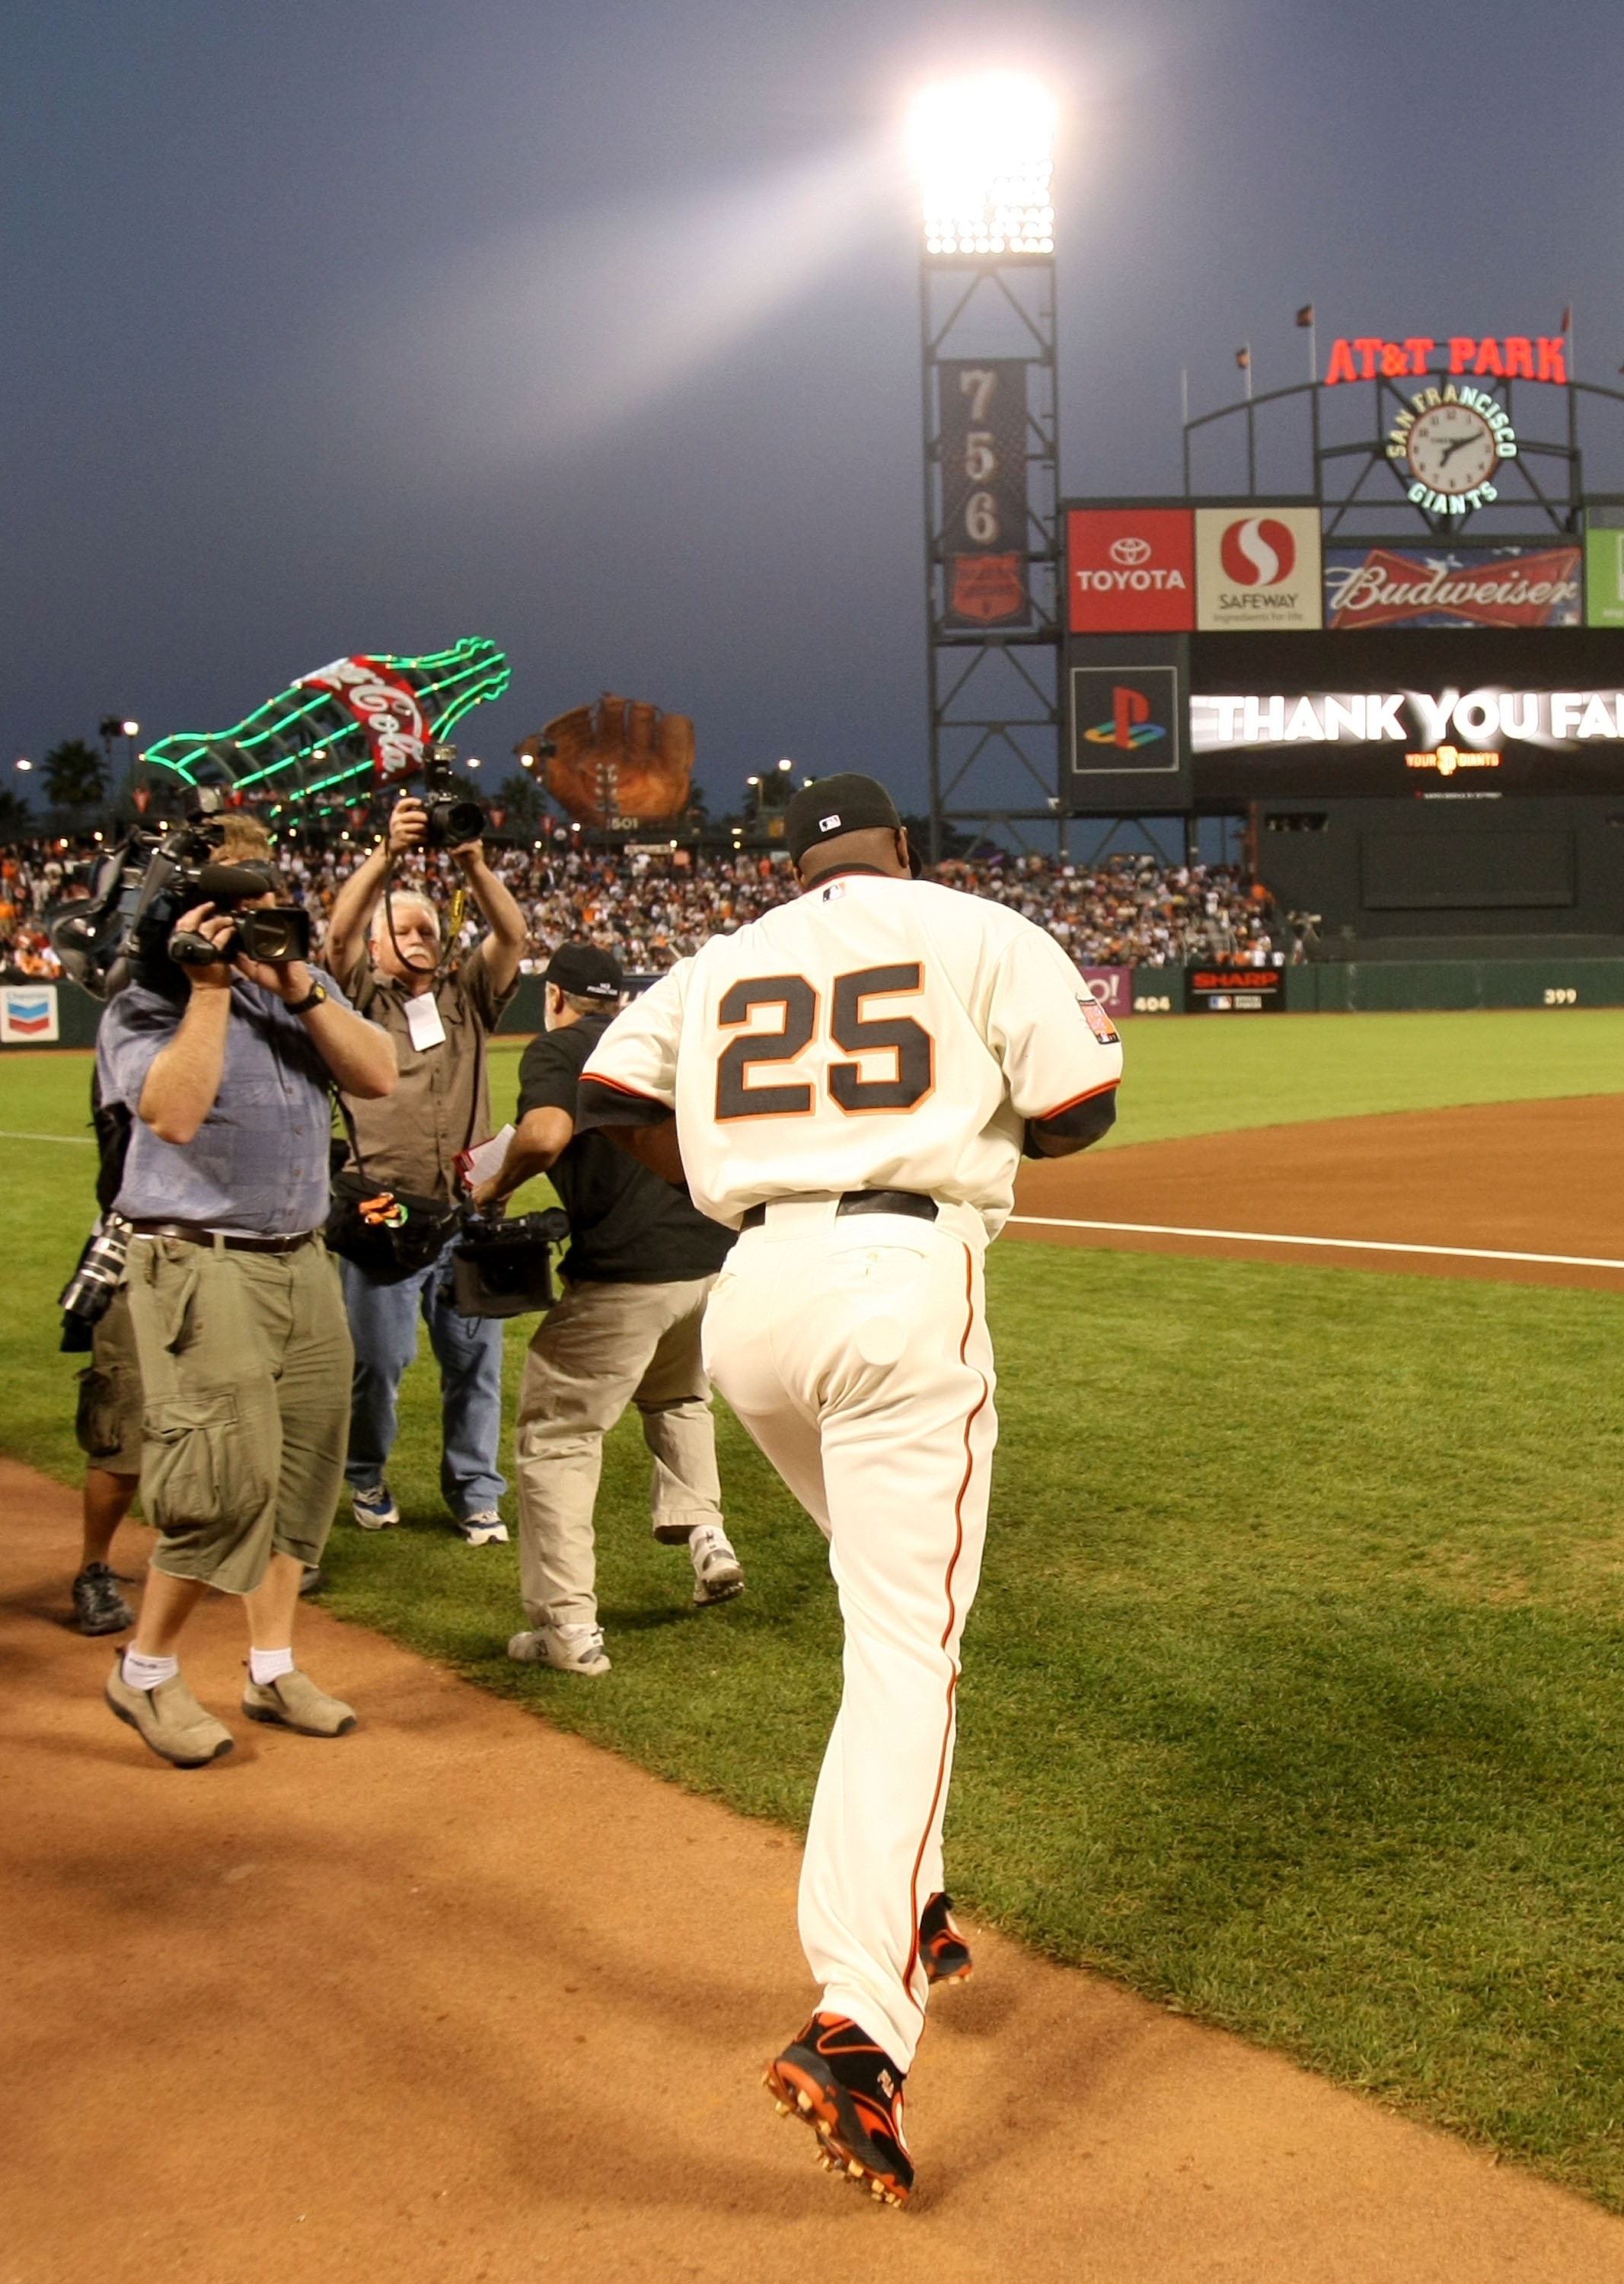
top-left (106, 1664), bottom-right (234, 1768)
top-left (241, 1668), bottom-right (357, 1736)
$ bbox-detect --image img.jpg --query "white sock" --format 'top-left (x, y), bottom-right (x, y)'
top-left (122, 1648), bottom-right (178, 1692)
top-left (249, 1646), bottom-right (296, 1686)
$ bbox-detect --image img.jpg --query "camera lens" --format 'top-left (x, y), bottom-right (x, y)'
top-left (442, 798), bottom-right (486, 841)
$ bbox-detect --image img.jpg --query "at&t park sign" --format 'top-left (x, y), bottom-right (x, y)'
top-left (1322, 333), bottom-right (1568, 385)
top-left (1321, 330), bottom-right (1571, 516)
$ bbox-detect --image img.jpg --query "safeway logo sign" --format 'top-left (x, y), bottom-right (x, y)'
top-left (1220, 516), bottom-right (1295, 585)
top-left (1067, 509), bottom-right (1195, 633)
top-left (1195, 505), bottom-right (1322, 631)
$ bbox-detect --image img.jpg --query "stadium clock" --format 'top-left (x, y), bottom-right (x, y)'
top-left (1385, 383), bottom-right (1517, 516)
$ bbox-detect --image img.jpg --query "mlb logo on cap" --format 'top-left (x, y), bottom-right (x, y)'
top-left (819, 812), bottom-right (842, 831)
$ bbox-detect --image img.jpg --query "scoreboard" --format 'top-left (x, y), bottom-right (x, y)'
top-left (1061, 500), bottom-right (1624, 812)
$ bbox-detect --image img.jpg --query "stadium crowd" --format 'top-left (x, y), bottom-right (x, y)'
top-left (2, 831), bottom-right (1280, 978)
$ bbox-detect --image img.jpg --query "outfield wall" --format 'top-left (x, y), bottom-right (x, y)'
top-left (5, 963), bottom-right (1624, 1054)
top-left (1129, 962), bottom-right (1624, 1013)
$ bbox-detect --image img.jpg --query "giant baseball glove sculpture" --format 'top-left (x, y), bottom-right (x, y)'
top-left (517, 694), bottom-right (694, 827)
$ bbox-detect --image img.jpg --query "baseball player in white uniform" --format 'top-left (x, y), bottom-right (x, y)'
top-left (575, 774), bottom-right (1122, 2204)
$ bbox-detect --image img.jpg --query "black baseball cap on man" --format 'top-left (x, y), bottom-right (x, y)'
top-left (784, 774), bottom-right (920, 871)
top-left (543, 943), bottom-right (623, 1000)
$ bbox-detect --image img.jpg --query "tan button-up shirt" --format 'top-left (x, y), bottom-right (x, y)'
top-left (337, 940), bottom-right (516, 1202)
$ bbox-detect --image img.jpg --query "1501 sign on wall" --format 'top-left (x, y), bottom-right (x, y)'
top-left (939, 360), bottom-right (1029, 627)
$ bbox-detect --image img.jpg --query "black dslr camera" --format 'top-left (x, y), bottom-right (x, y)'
top-left (420, 740), bottom-right (487, 850)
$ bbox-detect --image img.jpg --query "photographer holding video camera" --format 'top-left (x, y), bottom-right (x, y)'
top-left (321, 788), bottom-right (528, 1546)
top-left (60, 809), bottom-right (279, 1639)
top-left (94, 854), bottom-right (396, 1766)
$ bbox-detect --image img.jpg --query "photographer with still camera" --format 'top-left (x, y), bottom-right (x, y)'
top-left (321, 790), bottom-right (528, 1545)
top-left (94, 864), bottom-right (395, 1766)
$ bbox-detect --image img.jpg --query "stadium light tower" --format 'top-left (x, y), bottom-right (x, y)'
top-left (914, 75), bottom-right (1054, 259)
top-left (913, 75), bottom-right (1062, 860)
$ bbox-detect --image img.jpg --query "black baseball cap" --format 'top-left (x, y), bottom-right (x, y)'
top-left (543, 943), bottom-right (623, 1000)
top-left (784, 774), bottom-right (904, 863)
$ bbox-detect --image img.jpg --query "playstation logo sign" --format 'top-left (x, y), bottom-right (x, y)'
top-left (1070, 664), bottom-right (1182, 781)
top-left (1083, 684), bottom-right (1168, 749)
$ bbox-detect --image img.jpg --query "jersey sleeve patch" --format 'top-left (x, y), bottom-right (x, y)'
top-left (1079, 993), bottom-right (1119, 1045)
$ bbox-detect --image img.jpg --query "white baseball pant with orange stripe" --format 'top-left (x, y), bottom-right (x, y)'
top-left (703, 1194), bottom-right (997, 2072)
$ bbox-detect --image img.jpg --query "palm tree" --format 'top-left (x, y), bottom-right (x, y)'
top-left (42, 738), bottom-right (109, 818)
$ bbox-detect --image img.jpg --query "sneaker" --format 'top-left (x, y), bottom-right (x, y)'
top-left (106, 1663), bottom-right (234, 1768)
top-left (689, 1523), bottom-right (744, 1606)
top-left (241, 1667), bottom-right (358, 1737)
top-left (72, 1562), bottom-right (135, 1636)
top-left (919, 1890), bottom-right (973, 1984)
top-left (454, 1510), bottom-right (509, 1547)
top-left (506, 1624), bottom-right (611, 1676)
top-left (764, 2013), bottom-right (913, 2206)
top-left (352, 1483), bottom-right (400, 1530)
top-left (298, 1565), bottom-right (327, 1598)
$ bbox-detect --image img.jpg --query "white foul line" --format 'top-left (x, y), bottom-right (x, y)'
top-left (1006, 1216), bottom-right (1624, 1274)
top-left (0, 1130), bottom-right (93, 1145)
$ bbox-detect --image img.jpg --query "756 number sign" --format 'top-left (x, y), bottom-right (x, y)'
top-left (939, 359), bottom-right (1029, 628)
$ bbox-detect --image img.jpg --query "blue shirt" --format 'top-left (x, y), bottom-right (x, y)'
top-left (97, 971), bottom-right (350, 1236)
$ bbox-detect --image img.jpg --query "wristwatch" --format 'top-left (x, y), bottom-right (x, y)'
top-left (286, 980), bottom-right (328, 1015)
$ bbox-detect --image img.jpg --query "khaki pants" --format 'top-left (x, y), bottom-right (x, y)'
top-left (126, 1234), bottom-right (353, 1595)
top-left (514, 1275), bottom-right (721, 1631)
top-left (75, 1284), bottom-right (145, 1476)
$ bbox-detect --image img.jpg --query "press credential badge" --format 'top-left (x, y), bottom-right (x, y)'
top-left (404, 992), bottom-right (448, 1051)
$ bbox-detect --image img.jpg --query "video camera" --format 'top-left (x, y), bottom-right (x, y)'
top-left (450, 1207), bottom-right (571, 1318)
top-left (48, 788), bottom-right (308, 1000)
top-left (168, 884), bottom-right (311, 970)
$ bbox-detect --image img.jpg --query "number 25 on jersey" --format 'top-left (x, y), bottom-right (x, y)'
top-left (714, 965), bottom-right (935, 1120)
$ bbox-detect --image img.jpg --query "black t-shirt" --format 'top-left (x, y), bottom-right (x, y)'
top-left (515, 1014), bottom-right (734, 1285)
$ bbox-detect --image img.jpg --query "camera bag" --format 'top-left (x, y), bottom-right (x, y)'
top-left (324, 1169), bottom-right (463, 1281)
top-left (325, 1080), bottom-right (467, 1278)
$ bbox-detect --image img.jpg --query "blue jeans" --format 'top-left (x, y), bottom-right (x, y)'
top-left (340, 1240), bottom-right (506, 1521)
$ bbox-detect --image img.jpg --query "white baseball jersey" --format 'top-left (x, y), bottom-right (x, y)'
top-left (580, 871), bottom-right (1122, 1236)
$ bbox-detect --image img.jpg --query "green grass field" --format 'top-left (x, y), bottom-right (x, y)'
top-left (5, 1013), bottom-right (1624, 2203)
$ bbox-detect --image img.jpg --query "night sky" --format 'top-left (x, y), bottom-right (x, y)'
top-left (5, 0), bottom-right (1622, 819)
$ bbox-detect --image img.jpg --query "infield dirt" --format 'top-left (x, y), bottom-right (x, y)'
top-left (8, 1459), bottom-right (1624, 2284)
top-left (1014, 1093), bottom-right (1624, 1290)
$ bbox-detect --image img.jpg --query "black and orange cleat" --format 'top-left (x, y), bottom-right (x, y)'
top-left (919, 1890), bottom-right (973, 1985)
top-left (764, 2012), bottom-right (914, 2206)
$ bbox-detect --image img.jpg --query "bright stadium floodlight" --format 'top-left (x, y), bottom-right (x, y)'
top-left (911, 74), bottom-right (1054, 257)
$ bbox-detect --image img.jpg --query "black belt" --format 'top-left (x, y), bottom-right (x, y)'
top-left (129, 1220), bottom-right (320, 1255)
top-left (739, 1190), bottom-right (939, 1231)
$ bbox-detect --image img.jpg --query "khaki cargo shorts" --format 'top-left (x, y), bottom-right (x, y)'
top-left (126, 1233), bottom-right (353, 1596)
top-left (75, 1284), bottom-right (145, 1477)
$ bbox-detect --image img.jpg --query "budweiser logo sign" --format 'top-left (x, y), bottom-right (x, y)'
top-left (1322, 546), bottom-right (1581, 631)
top-left (300, 656), bottom-right (429, 776)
